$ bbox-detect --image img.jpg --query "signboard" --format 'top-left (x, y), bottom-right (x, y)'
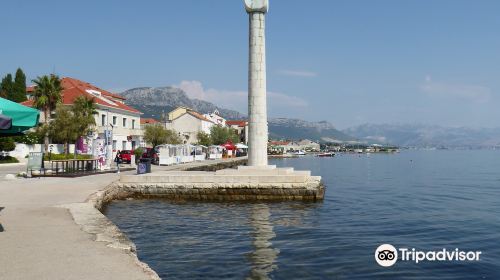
top-left (92, 139), bottom-right (106, 168)
top-left (27, 152), bottom-right (43, 172)
top-left (105, 130), bottom-right (113, 145)
top-left (137, 163), bottom-right (147, 174)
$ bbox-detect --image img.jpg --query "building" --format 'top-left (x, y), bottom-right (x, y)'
top-left (203, 109), bottom-right (226, 127)
top-left (23, 77), bottom-right (143, 151)
top-left (165, 107), bottom-right (215, 144)
top-left (140, 118), bottom-right (160, 126)
top-left (268, 139), bottom-right (320, 152)
top-left (295, 139), bottom-right (321, 151)
top-left (227, 120), bottom-right (248, 144)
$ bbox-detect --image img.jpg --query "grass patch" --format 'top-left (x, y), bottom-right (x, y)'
top-left (47, 154), bottom-right (94, 160)
top-left (0, 156), bottom-right (20, 164)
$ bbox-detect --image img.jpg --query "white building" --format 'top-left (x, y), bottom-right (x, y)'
top-left (23, 77), bottom-right (143, 152)
top-left (204, 109), bottom-right (226, 127)
top-left (165, 107), bottom-right (215, 144)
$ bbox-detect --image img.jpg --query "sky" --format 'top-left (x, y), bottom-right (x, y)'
top-left (1, 0), bottom-right (499, 129)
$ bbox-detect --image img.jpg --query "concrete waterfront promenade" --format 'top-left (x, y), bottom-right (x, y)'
top-left (0, 157), bottom-right (246, 280)
top-left (0, 172), bottom-right (159, 280)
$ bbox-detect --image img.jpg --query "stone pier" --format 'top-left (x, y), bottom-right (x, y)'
top-left (114, 167), bottom-right (324, 201)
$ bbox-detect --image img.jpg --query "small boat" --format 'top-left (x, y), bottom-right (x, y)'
top-left (316, 152), bottom-right (335, 157)
top-left (288, 150), bottom-right (306, 156)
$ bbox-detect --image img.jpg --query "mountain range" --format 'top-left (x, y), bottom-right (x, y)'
top-left (120, 87), bottom-right (352, 142)
top-left (120, 87), bottom-right (500, 148)
top-left (343, 123), bottom-right (500, 148)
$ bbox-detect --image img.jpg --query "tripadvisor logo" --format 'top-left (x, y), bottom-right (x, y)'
top-left (375, 244), bottom-right (482, 267)
top-left (375, 244), bottom-right (398, 267)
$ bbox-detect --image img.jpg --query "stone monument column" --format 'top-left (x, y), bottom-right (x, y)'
top-left (245, 0), bottom-right (269, 167)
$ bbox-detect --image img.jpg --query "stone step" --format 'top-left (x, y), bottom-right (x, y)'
top-left (237, 165), bottom-right (277, 170)
top-left (215, 167), bottom-right (294, 175)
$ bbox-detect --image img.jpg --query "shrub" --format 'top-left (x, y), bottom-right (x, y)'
top-left (0, 156), bottom-right (19, 164)
top-left (134, 147), bottom-right (144, 160)
top-left (0, 137), bottom-right (16, 152)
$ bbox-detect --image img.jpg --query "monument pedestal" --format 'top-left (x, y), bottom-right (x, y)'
top-left (119, 164), bottom-right (324, 201)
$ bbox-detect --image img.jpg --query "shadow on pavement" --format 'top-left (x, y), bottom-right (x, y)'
top-left (0, 207), bottom-right (4, 232)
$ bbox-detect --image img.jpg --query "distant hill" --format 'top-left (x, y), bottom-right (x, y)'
top-left (343, 123), bottom-right (500, 148)
top-left (269, 118), bottom-right (354, 142)
top-left (120, 86), bottom-right (353, 142)
top-left (120, 87), bottom-right (245, 120)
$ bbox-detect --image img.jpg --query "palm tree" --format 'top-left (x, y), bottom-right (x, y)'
top-left (32, 74), bottom-right (63, 152)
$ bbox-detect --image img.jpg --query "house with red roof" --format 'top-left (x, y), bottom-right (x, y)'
top-left (226, 120), bottom-right (248, 144)
top-left (165, 106), bottom-right (216, 144)
top-left (23, 77), bottom-right (143, 151)
top-left (140, 118), bottom-right (160, 126)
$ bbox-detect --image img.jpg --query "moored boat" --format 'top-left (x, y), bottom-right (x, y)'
top-left (316, 152), bottom-right (335, 157)
top-left (288, 150), bottom-right (306, 156)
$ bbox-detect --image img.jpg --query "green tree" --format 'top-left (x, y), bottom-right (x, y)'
top-left (47, 97), bottom-right (97, 155)
top-left (13, 68), bottom-right (27, 102)
top-left (49, 105), bottom-right (78, 155)
top-left (210, 126), bottom-right (239, 145)
top-left (0, 137), bottom-right (16, 152)
top-left (72, 96), bottom-right (97, 137)
top-left (196, 131), bottom-right (212, 146)
top-left (143, 123), bottom-right (182, 147)
top-left (0, 74), bottom-right (13, 99)
top-left (13, 131), bottom-right (44, 145)
top-left (32, 74), bottom-right (63, 152)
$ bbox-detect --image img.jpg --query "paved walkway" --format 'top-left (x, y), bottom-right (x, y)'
top-left (0, 157), bottom-right (246, 280)
top-left (0, 173), bottom-right (157, 280)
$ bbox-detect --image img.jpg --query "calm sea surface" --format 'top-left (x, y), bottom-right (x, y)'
top-left (104, 150), bottom-right (500, 279)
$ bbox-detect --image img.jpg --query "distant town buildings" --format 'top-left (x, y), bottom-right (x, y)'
top-left (268, 139), bottom-right (321, 152)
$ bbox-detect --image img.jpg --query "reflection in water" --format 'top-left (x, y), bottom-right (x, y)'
top-left (247, 204), bottom-right (280, 280)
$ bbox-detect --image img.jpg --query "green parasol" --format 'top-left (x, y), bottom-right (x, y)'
top-left (0, 97), bottom-right (40, 135)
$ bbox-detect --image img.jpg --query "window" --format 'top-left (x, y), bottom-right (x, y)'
top-left (101, 114), bottom-right (106, 126)
top-left (132, 141), bottom-right (136, 150)
top-left (122, 141), bottom-right (127, 150)
top-left (132, 119), bottom-right (136, 129)
top-left (123, 118), bottom-right (127, 128)
top-left (112, 140), bottom-right (117, 150)
top-left (112, 116), bottom-right (117, 125)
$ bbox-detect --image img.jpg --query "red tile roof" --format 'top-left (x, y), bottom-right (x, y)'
top-left (227, 120), bottom-right (248, 127)
top-left (23, 77), bottom-right (140, 114)
top-left (140, 118), bottom-right (159, 125)
top-left (269, 141), bottom-right (291, 146)
top-left (187, 111), bottom-right (215, 123)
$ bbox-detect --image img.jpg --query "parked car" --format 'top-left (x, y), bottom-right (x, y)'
top-left (142, 147), bottom-right (159, 165)
top-left (118, 150), bottom-right (134, 164)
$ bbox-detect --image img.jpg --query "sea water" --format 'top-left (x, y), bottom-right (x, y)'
top-left (105, 150), bottom-right (500, 279)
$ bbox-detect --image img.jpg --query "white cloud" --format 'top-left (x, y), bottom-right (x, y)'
top-left (278, 70), bottom-right (318, 77)
top-left (176, 80), bottom-right (308, 113)
top-left (267, 91), bottom-right (308, 107)
top-left (421, 76), bottom-right (491, 103)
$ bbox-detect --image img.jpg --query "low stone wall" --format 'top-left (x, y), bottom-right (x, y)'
top-left (90, 179), bottom-right (324, 206)
top-left (182, 158), bottom-right (248, 171)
